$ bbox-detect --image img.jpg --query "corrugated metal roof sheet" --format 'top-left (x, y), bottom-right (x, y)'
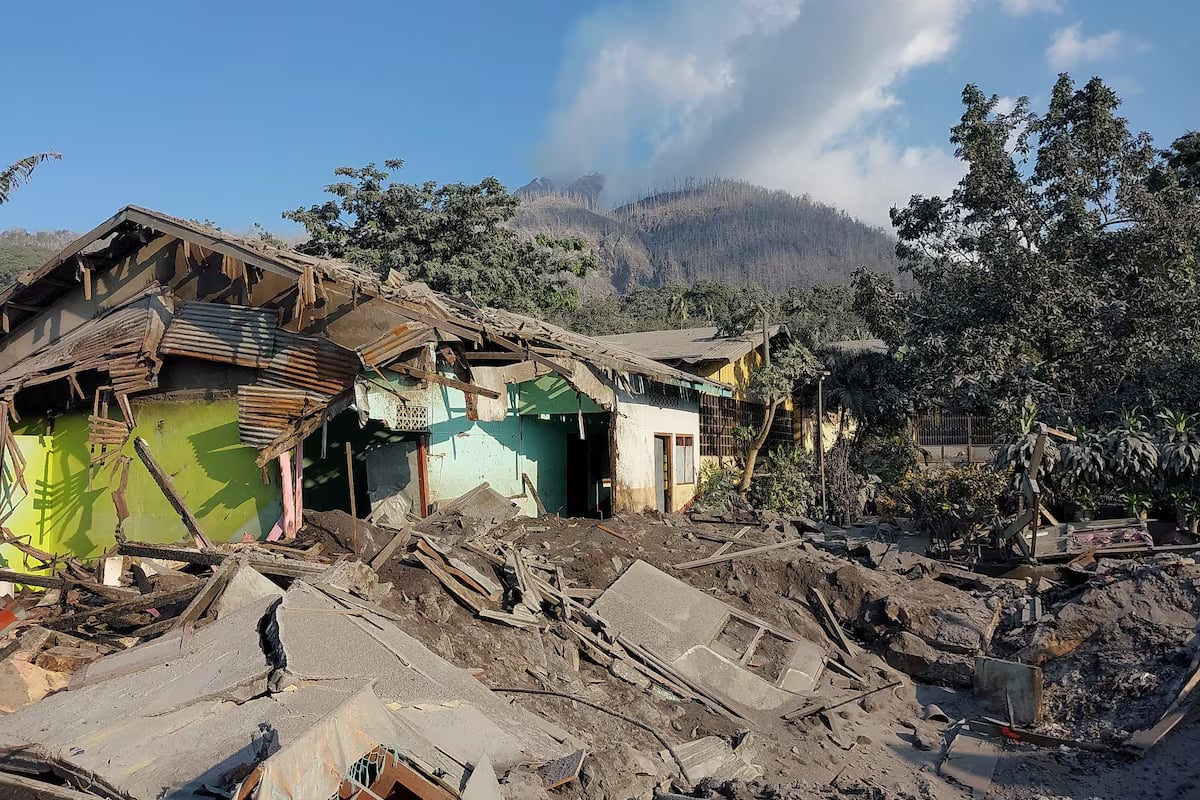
top-left (595, 326), bottom-right (784, 365)
top-left (160, 302), bottom-right (277, 368)
top-left (358, 321), bottom-right (434, 368)
top-left (260, 331), bottom-right (361, 398)
top-left (0, 293), bottom-right (169, 396)
top-left (236, 384), bottom-right (328, 448)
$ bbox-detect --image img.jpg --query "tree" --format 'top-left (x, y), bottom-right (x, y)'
top-left (285, 160), bottom-right (597, 314)
top-left (738, 342), bottom-right (821, 493)
top-left (0, 153), bottom-right (60, 205)
top-left (860, 76), bottom-right (1200, 425)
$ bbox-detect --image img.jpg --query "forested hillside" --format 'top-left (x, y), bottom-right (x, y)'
top-left (0, 229), bottom-right (72, 287)
top-left (513, 177), bottom-right (899, 292)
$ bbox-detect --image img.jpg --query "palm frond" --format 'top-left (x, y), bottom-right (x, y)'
top-left (0, 152), bottom-right (61, 204)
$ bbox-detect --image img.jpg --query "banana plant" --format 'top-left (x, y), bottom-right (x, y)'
top-left (1104, 407), bottom-right (1160, 488)
top-left (1158, 410), bottom-right (1200, 532)
top-left (1058, 425), bottom-right (1106, 519)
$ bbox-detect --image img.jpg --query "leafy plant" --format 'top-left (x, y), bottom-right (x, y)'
top-left (749, 445), bottom-right (817, 517)
top-left (695, 462), bottom-right (741, 511)
top-left (993, 403), bottom-right (1060, 499)
top-left (888, 465), bottom-right (1009, 550)
top-left (1121, 490), bottom-right (1155, 521)
top-left (853, 432), bottom-right (921, 491)
top-left (1104, 407), bottom-right (1160, 490)
top-left (285, 160), bottom-right (598, 314)
top-left (0, 152), bottom-right (60, 205)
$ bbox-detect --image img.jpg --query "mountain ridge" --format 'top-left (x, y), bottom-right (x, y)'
top-left (512, 176), bottom-right (899, 293)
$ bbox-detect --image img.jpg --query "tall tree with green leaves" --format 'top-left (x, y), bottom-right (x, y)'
top-left (738, 342), bottom-right (821, 494)
top-left (858, 75), bottom-right (1200, 425)
top-left (286, 160), bottom-right (598, 314)
top-left (0, 153), bottom-right (60, 205)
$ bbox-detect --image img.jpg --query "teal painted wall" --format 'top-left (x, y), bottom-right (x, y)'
top-left (362, 373), bottom-right (577, 517)
top-left (426, 384), bottom-right (572, 516)
top-left (1, 399), bottom-right (282, 565)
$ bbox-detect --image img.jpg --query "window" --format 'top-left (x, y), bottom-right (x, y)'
top-left (674, 435), bottom-right (695, 484)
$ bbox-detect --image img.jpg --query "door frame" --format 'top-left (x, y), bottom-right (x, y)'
top-left (654, 433), bottom-right (673, 512)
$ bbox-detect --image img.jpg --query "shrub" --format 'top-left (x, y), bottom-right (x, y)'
top-left (695, 461), bottom-right (742, 510)
top-left (750, 445), bottom-right (817, 516)
top-left (888, 464), bottom-right (1009, 547)
top-left (853, 433), bottom-right (921, 489)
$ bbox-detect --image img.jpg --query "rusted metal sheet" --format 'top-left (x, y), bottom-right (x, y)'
top-left (236, 384), bottom-right (326, 448)
top-left (160, 302), bottom-right (277, 368)
top-left (0, 294), bottom-right (169, 395)
top-left (358, 322), bottom-right (434, 368)
top-left (260, 331), bottom-right (361, 397)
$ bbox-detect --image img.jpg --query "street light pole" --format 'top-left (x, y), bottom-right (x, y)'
top-left (817, 370), bottom-right (830, 519)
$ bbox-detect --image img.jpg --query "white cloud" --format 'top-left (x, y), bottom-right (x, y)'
top-left (999, 0), bottom-right (1064, 16)
top-left (1046, 23), bottom-right (1123, 70)
top-left (537, 0), bottom-right (969, 227)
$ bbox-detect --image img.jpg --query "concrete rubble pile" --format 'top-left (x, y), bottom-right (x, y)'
top-left (1, 493), bottom-right (1200, 798)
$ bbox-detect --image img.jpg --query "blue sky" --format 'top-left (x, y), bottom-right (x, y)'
top-left (1, 0), bottom-right (1195, 232)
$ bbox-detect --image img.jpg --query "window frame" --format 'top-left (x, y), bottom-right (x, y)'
top-left (674, 433), bottom-right (696, 485)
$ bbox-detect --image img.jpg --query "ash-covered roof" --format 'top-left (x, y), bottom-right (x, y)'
top-left (596, 325), bottom-right (785, 366)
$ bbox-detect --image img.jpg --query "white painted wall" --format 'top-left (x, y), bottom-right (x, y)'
top-left (612, 388), bottom-right (701, 512)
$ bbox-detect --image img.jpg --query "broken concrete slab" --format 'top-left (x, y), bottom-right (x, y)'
top-left (0, 659), bottom-right (68, 714)
top-left (214, 562), bottom-right (283, 619)
top-left (665, 736), bottom-right (762, 784)
top-left (0, 582), bottom-right (578, 800)
top-left (940, 729), bottom-right (1004, 796)
top-left (974, 656), bottom-right (1043, 725)
top-left (591, 560), bottom-right (825, 716)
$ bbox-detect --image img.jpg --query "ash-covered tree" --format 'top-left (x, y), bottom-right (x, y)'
top-left (738, 342), bottom-right (821, 494)
top-left (286, 160), bottom-right (597, 314)
top-left (858, 75), bottom-right (1200, 424)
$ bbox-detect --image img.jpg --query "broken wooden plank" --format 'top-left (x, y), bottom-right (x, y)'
top-left (810, 587), bottom-right (856, 657)
top-left (115, 542), bottom-right (327, 579)
top-left (781, 680), bottom-right (903, 721)
top-left (133, 437), bottom-right (214, 550)
top-left (522, 473), bottom-right (548, 517)
top-left (0, 769), bottom-right (108, 800)
top-left (173, 558), bottom-right (239, 630)
top-left (48, 583), bottom-right (203, 630)
top-left (672, 538), bottom-right (805, 569)
top-left (0, 569), bottom-right (65, 589)
top-left (707, 525), bottom-right (753, 560)
top-left (368, 525), bottom-right (412, 571)
top-left (1128, 646), bottom-right (1200, 749)
top-left (388, 364), bottom-right (501, 399)
top-left (414, 551), bottom-right (486, 613)
top-left (596, 524), bottom-right (629, 542)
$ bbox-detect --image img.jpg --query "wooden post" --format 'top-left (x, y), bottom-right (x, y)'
top-left (345, 441), bottom-right (357, 520)
top-left (133, 437), bottom-right (214, 550)
top-left (966, 415), bottom-right (974, 464)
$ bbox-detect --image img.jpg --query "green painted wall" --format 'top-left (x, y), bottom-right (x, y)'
top-left (0, 399), bottom-right (281, 565)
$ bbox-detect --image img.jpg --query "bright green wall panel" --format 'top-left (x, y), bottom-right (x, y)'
top-left (1, 399), bottom-right (281, 563)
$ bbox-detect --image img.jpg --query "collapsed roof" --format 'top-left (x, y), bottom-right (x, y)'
top-left (0, 205), bottom-right (730, 469)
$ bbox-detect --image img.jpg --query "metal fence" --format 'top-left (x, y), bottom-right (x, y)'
top-left (913, 413), bottom-right (998, 463)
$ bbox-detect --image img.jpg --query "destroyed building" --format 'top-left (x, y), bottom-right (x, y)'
top-left (0, 206), bottom-right (731, 569)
